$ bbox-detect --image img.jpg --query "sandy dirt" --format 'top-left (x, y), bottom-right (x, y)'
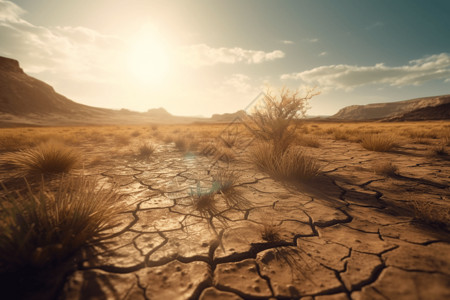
top-left (51, 132), bottom-right (449, 300)
top-left (1, 129), bottom-right (449, 299)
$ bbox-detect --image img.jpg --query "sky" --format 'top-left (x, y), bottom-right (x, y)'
top-left (0, 0), bottom-right (449, 117)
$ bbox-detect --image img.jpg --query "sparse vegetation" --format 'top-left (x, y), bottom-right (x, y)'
top-left (188, 138), bottom-right (200, 152)
top-left (333, 129), bottom-right (351, 141)
top-left (115, 134), bottom-right (130, 146)
top-left (360, 133), bottom-right (397, 152)
top-left (220, 130), bottom-right (239, 148)
top-left (200, 143), bottom-right (217, 156)
top-left (131, 130), bottom-right (141, 137)
top-left (189, 184), bottom-right (218, 218)
top-left (164, 135), bottom-right (174, 144)
top-left (295, 134), bottom-right (321, 148)
top-left (137, 141), bottom-right (156, 158)
top-left (412, 137), bottom-right (432, 145)
top-left (0, 175), bottom-right (125, 272)
top-left (245, 86), bottom-right (319, 155)
top-left (244, 87), bottom-right (320, 181)
top-left (0, 133), bottom-right (35, 152)
top-left (261, 222), bottom-right (281, 242)
top-left (174, 136), bottom-right (190, 152)
top-left (413, 199), bottom-right (450, 229)
top-left (373, 162), bottom-right (398, 177)
top-left (250, 141), bottom-right (320, 180)
top-left (2, 141), bottom-right (79, 176)
top-left (429, 144), bottom-right (448, 157)
top-left (211, 169), bottom-right (249, 209)
top-left (212, 169), bottom-right (238, 193)
top-left (214, 146), bottom-right (236, 162)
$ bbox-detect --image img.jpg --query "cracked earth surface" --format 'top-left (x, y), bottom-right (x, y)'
top-left (56, 136), bottom-right (450, 300)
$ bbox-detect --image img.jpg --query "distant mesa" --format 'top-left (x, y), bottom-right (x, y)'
top-left (1, 55), bottom-right (448, 127)
top-left (331, 95), bottom-right (450, 121)
top-left (0, 56), bottom-right (23, 73)
top-left (384, 102), bottom-right (450, 121)
top-left (0, 56), bottom-right (190, 126)
top-left (0, 56), bottom-right (108, 118)
top-left (145, 107), bottom-right (171, 117)
top-left (210, 110), bottom-right (247, 122)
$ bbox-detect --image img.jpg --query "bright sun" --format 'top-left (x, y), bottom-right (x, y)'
top-left (127, 31), bottom-right (170, 84)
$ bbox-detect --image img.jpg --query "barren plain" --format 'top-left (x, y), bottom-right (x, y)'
top-left (0, 121), bottom-right (449, 300)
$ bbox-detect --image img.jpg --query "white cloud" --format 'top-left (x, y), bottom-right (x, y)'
top-left (0, 0), bottom-right (24, 22)
top-left (318, 51), bottom-right (327, 57)
top-left (281, 40), bottom-right (294, 44)
top-left (0, 0), bottom-right (124, 82)
top-left (281, 53), bottom-right (450, 90)
top-left (223, 74), bottom-right (253, 93)
top-left (180, 44), bottom-right (285, 67)
top-left (303, 38), bottom-right (318, 43)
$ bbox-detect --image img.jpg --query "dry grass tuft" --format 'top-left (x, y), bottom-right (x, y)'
top-left (244, 86), bottom-right (319, 155)
top-left (360, 133), bottom-right (397, 152)
top-left (163, 135), bottom-right (174, 144)
top-left (131, 130), bottom-right (141, 137)
top-left (174, 136), bottom-right (190, 152)
top-left (212, 169), bottom-right (238, 193)
top-left (295, 134), bottom-right (321, 148)
top-left (250, 142), bottom-right (320, 181)
top-left (137, 142), bottom-right (156, 158)
top-left (413, 137), bottom-right (432, 145)
top-left (429, 144), bottom-right (448, 157)
top-left (211, 169), bottom-right (249, 209)
top-left (261, 222), bottom-right (281, 242)
top-left (214, 146), bottom-right (236, 162)
top-left (2, 142), bottom-right (79, 176)
top-left (413, 199), bottom-right (450, 229)
top-left (189, 184), bottom-right (218, 218)
top-left (220, 131), bottom-right (239, 148)
top-left (188, 138), bottom-right (200, 152)
top-left (0, 176), bottom-right (125, 271)
top-left (0, 134), bottom-right (35, 152)
top-left (373, 162), bottom-right (398, 177)
top-left (115, 134), bottom-right (131, 146)
top-left (200, 143), bottom-right (217, 157)
top-left (86, 132), bottom-right (106, 143)
top-left (333, 129), bottom-right (351, 141)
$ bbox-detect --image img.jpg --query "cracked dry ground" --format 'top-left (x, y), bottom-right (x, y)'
top-left (62, 137), bottom-right (450, 300)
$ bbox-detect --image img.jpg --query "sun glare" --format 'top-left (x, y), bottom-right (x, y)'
top-left (127, 31), bottom-right (170, 84)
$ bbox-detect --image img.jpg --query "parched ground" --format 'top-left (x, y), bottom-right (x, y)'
top-left (54, 131), bottom-right (450, 300)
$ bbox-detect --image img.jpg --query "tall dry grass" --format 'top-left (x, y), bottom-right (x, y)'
top-left (174, 136), bottom-right (190, 152)
top-left (244, 87), bottom-right (320, 181)
top-left (2, 141), bottom-right (79, 176)
top-left (137, 141), bottom-right (156, 158)
top-left (373, 162), bottom-right (398, 177)
top-left (295, 134), bottom-right (321, 148)
top-left (244, 87), bottom-right (319, 155)
top-left (211, 169), bottom-right (249, 209)
top-left (360, 133), bottom-right (397, 152)
top-left (250, 142), bottom-right (320, 180)
top-left (0, 176), bottom-right (125, 271)
top-left (413, 199), bottom-right (449, 229)
top-left (189, 184), bottom-right (219, 218)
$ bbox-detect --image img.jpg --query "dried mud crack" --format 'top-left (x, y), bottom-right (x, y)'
top-left (2, 136), bottom-right (449, 300)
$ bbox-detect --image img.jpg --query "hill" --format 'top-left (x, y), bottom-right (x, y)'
top-left (384, 102), bottom-right (450, 121)
top-left (0, 56), bottom-right (201, 126)
top-left (331, 95), bottom-right (450, 121)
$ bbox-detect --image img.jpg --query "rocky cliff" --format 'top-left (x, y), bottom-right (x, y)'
top-left (0, 56), bottom-right (111, 118)
top-left (332, 95), bottom-right (450, 120)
